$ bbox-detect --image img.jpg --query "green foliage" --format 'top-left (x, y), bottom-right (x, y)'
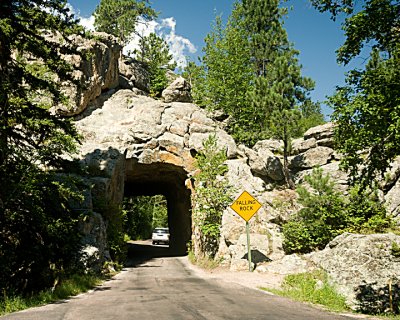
top-left (181, 60), bottom-right (206, 106)
top-left (344, 184), bottom-right (393, 233)
top-left (192, 135), bottom-right (233, 257)
top-left (310, 0), bottom-right (400, 188)
top-left (283, 168), bottom-right (392, 254)
top-left (123, 195), bottom-right (168, 240)
top-left (265, 270), bottom-right (348, 312)
top-left (0, 1), bottom-right (88, 296)
top-left (93, 0), bottom-right (157, 44)
top-left (330, 48), bottom-right (400, 187)
top-left (195, 0), bottom-right (325, 190)
top-left (0, 171), bottom-right (87, 294)
top-left (283, 168), bottom-right (347, 253)
top-left (392, 242), bottom-right (400, 258)
top-left (134, 32), bottom-right (176, 96)
top-left (201, 5), bottom-right (255, 142)
top-left (0, 273), bottom-right (104, 315)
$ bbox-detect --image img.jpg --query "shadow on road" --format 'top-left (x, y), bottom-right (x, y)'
top-left (125, 241), bottom-right (186, 268)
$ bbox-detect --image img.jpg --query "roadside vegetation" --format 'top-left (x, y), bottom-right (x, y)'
top-left (191, 135), bottom-right (233, 259)
top-left (0, 273), bottom-right (109, 316)
top-left (282, 168), bottom-right (394, 254)
top-left (263, 270), bottom-right (348, 312)
top-left (1, 0), bottom-right (399, 317)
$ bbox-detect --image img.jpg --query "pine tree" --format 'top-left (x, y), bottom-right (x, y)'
top-left (182, 60), bottom-right (206, 106)
top-left (93, 0), bottom-right (157, 45)
top-left (135, 32), bottom-right (176, 96)
top-left (0, 0), bottom-right (85, 293)
top-left (243, 0), bottom-right (318, 187)
top-left (198, 1), bottom-right (324, 151)
top-left (201, 4), bottom-right (254, 143)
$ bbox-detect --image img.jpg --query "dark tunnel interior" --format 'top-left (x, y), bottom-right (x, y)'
top-left (124, 160), bottom-right (192, 254)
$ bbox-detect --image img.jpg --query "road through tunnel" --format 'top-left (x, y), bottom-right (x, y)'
top-left (124, 160), bottom-right (192, 254)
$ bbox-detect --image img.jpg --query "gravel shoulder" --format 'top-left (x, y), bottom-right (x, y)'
top-left (178, 256), bottom-right (284, 292)
top-left (178, 256), bottom-right (383, 320)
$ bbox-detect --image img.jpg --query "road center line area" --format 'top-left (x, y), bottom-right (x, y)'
top-left (1, 242), bottom-right (358, 320)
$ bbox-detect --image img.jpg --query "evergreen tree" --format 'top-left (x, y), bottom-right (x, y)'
top-left (93, 0), bottom-right (157, 45)
top-left (243, 0), bottom-right (319, 187)
top-left (0, 0), bottom-right (85, 293)
top-left (135, 32), bottom-right (176, 96)
top-left (182, 60), bottom-right (206, 106)
top-left (201, 5), bottom-right (254, 142)
top-left (198, 0), bottom-right (324, 154)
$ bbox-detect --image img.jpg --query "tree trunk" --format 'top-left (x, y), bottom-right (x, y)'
top-left (283, 131), bottom-right (295, 190)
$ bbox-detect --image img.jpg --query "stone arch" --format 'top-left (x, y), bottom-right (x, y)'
top-left (124, 160), bottom-right (192, 254)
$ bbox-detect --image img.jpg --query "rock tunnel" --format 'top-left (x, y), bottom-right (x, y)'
top-left (124, 159), bottom-right (192, 254)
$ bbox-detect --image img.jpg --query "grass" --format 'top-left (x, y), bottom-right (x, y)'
top-left (262, 270), bottom-right (348, 312)
top-left (0, 274), bottom-right (107, 316)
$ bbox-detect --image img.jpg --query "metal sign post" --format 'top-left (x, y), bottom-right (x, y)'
top-left (246, 221), bottom-right (252, 272)
top-left (230, 191), bottom-right (262, 272)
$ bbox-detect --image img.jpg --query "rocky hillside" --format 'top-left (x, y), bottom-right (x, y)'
top-left (58, 33), bottom-right (400, 313)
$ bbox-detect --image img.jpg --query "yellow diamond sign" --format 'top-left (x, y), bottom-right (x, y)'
top-left (230, 191), bottom-right (262, 222)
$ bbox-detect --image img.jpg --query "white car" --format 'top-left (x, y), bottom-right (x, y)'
top-left (152, 228), bottom-right (170, 245)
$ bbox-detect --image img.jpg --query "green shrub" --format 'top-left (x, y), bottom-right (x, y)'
top-left (345, 184), bottom-right (393, 233)
top-left (392, 242), bottom-right (400, 257)
top-left (0, 172), bottom-right (86, 295)
top-left (192, 134), bottom-right (233, 257)
top-left (283, 168), bottom-right (392, 254)
top-left (283, 168), bottom-right (347, 253)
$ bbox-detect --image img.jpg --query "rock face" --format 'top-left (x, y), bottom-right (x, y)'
top-left (54, 33), bottom-right (400, 313)
top-left (119, 57), bottom-right (150, 92)
top-left (78, 212), bottom-right (110, 273)
top-left (55, 32), bottom-right (121, 116)
top-left (307, 233), bottom-right (400, 313)
top-left (162, 76), bottom-right (192, 103)
top-left (384, 157), bottom-right (400, 221)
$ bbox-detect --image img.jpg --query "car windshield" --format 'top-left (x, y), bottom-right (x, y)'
top-left (154, 228), bottom-right (169, 234)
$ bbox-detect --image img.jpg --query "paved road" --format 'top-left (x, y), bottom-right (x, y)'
top-left (2, 242), bottom-right (356, 320)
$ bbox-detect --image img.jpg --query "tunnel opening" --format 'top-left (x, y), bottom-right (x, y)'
top-left (122, 194), bottom-right (169, 243)
top-left (124, 160), bottom-right (192, 255)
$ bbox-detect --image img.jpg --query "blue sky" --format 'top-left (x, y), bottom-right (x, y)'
top-left (67, 0), bottom-right (360, 118)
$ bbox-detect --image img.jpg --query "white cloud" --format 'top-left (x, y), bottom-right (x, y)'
top-left (156, 17), bottom-right (197, 68)
top-left (79, 15), bottom-right (95, 32)
top-left (123, 17), bottom-right (158, 56)
top-left (67, 2), bottom-right (196, 68)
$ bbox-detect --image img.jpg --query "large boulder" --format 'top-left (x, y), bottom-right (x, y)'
top-left (241, 146), bottom-right (284, 181)
top-left (55, 32), bottom-right (121, 116)
top-left (256, 254), bottom-right (315, 275)
top-left (162, 76), bottom-right (192, 103)
top-left (291, 137), bottom-right (317, 155)
top-left (290, 146), bottom-right (336, 169)
top-left (303, 122), bottom-right (335, 141)
top-left (118, 57), bottom-right (150, 92)
top-left (253, 139), bottom-right (283, 154)
top-left (307, 233), bottom-right (400, 313)
top-left (229, 233), bottom-right (271, 271)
